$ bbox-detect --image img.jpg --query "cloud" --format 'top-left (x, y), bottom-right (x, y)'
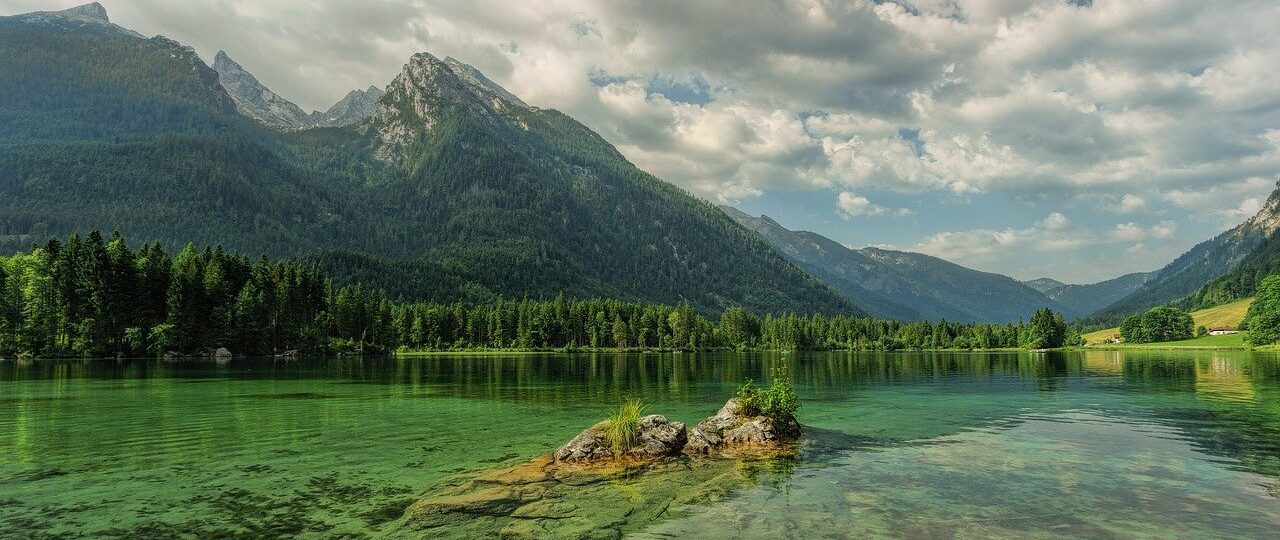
top-left (836, 192), bottom-right (885, 218)
top-left (836, 192), bottom-right (913, 219)
top-left (1040, 212), bottom-right (1069, 230)
top-left (8, 0), bottom-right (1276, 281)
top-left (1119, 194), bottom-right (1146, 213)
top-left (49, 0), bottom-right (1276, 204)
top-left (910, 213), bottom-right (1183, 281)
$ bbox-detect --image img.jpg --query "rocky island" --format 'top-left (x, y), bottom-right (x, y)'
top-left (391, 387), bottom-right (803, 539)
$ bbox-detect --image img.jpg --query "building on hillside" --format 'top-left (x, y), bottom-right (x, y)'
top-left (1107, 334), bottom-right (1123, 344)
top-left (1208, 327), bottom-right (1240, 336)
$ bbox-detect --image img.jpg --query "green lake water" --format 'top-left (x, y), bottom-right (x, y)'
top-left (3, 351), bottom-right (1280, 538)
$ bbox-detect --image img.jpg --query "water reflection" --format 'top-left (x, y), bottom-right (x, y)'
top-left (3, 351), bottom-right (1280, 538)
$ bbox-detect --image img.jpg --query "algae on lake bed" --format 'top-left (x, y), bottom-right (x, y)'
top-left (391, 451), bottom-right (799, 539)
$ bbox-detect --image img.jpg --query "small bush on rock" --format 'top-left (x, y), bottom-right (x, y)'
top-left (734, 379), bottom-right (762, 416)
top-left (733, 364), bottom-right (799, 421)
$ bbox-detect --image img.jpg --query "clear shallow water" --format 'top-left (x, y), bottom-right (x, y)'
top-left (2, 351), bottom-right (1280, 538)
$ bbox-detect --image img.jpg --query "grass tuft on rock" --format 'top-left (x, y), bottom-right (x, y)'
top-left (605, 399), bottom-right (646, 454)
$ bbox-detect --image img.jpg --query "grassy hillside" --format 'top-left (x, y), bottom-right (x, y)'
top-left (1086, 332), bottom-right (1249, 350)
top-left (1082, 297), bottom-right (1253, 345)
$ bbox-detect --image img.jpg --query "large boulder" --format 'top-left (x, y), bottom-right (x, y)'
top-left (554, 421), bottom-right (613, 463)
top-left (554, 415), bottom-right (687, 463)
top-left (683, 399), bottom-right (799, 455)
top-left (630, 415), bottom-right (687, 459)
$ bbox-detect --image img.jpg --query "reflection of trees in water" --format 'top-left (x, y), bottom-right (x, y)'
top-left (8, 352), bottom-right (1280, 477)
top-left (1101, 351), bottom-right (1280, 477)
top-left (790, 350), bottom-right (1075, 391)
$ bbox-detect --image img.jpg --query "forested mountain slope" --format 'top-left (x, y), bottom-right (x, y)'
top-left (1085, 181), bottom-right (1280, 325)
top-left (0, 4), bottom-right (854, 315)
top-left (1189, 182), bottom-right (1280, 308)
top-left (1024, 273), bottom-right (1152, 316)
top-left (722, 207), bottom-right (1073, 322)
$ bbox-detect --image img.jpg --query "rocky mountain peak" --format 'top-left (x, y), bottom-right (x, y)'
top-left (62, 2), bottom-right (108, 22)
top-left (211, 50), bottom-right (313, 131)
top-left (9, 2), bottom-right (143, 38)
top-left (369, 52), bottom-right (519, 162)
top-left (442, 56), bottom-right (529, 108)
top-left (309, 85), bottom-right (384, 128)
top-left (1242, 179), bottom-right (1280, 236)
top-left (212, 50), bottom-right (234, 69)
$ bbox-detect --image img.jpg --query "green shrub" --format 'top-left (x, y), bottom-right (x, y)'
top-left (733, 364), bottom-right (800, 421)
top-left (734, 379), bottom-right (762, 416)
top-left (604, 399), bottom-right (645, 454)
top-left (760, 364), bottom-right (799, 420)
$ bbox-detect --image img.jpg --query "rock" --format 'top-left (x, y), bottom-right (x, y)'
top-left (393, 453), bottom-right (797, 538)
top-left (682, 426), bottom-right (721, 456)
top-left (214, 347), bottom-right (232, 360)
top-left (702, 399), bottom-right (744, 432)
top-left (555, 415), bottom-right (687, 464)
top-left (723, 418), bottom-right (776, 445)
top-left (417, 486), bottom-right (526, 515)
top-left (629, 415), bottom-right (686, 459)
top-left (682, 398), bottom-right (800, 455)
top-left (554, 421), bottom-right (613, 463)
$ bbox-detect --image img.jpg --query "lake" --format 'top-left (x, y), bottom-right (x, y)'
top-left (3, 351), bottom-right (1280, 538)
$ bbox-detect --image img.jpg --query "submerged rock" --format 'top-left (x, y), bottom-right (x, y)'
top-left (392, 452), bottom-right (798, 539)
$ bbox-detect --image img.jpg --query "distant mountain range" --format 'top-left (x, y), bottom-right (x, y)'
top-left (6, 3), bottom-right (1279, 324)
top-left (213, 50), bottom-right (383, 130)
top-left (1023, 273), bottom-right (1152, 317)
top-left (721, 207), bottom-right (1078, 322)
top-left (0, 3), bottom-right (854, 315)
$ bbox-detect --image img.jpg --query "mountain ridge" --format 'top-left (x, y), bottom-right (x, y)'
top-left (1084, 181), bottom-right (1280, 325)
top-left (212, 50), bottom-right (384, 130)
top-left (0, 5), bottom-right (857, 317)
top-left (721, 206), bottom-right (1074, 322)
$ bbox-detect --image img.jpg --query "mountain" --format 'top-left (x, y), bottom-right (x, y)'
top-left (5, 2), bottom-right (138, 37)
top-left (0, 4), bottom-right (855, 316)
top-left (722, 207), bottom-right (1075, 322)
top-left (719, 208), bottom-right (920, 320)
top-left (212, 51), bottom-right (316, 130)
top-left (213, 51), bottom-right (384, 130)
top-left (1189, 181), bottom-right (1280, 308)
top-left (1025, 273), bottom-right (1151, 316)
top-left (312, 86), bottom-right (384, 128)
top-left (1085, 182), bottom-right (1280, 325)
top-left (1024, 278), bottom-right (1067, 295)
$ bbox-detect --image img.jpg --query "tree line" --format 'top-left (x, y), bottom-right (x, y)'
top-left (0, 232), bottom-right (1076, 358)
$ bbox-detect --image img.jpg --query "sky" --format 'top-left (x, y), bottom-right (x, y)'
top-left (6, 0), bottom-right (1280, 284)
